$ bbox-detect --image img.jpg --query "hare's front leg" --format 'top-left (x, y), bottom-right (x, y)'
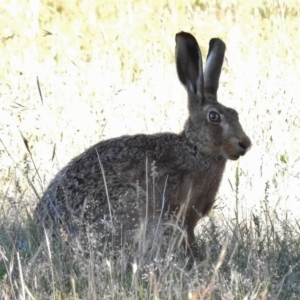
top-left (184, 210), bottom-right (206, 261)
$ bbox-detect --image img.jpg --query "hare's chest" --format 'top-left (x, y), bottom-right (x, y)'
top-left (191, 180), bottom-right (218, 216)
top-left (188, 168), bottom-right (225, 216)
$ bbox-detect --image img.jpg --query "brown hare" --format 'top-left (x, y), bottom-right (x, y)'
top-left (35, 32), bottom-right (251, 256)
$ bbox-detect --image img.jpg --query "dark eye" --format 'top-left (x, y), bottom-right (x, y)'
top-left (209, 111), bottom-right (221, 123)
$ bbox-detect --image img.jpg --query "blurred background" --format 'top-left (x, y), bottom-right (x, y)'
top-left (0, 0), bottom-right (299, 221)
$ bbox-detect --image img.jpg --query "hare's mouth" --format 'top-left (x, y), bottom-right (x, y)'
top-left (228, 149), bottom-right (248, 160)
top-left (228, 154), bottom-right (240, 161)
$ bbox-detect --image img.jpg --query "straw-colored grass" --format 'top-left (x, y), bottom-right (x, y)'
top-left (0, 0), bottom-right (300, 299)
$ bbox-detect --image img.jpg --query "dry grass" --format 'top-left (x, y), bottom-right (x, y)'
top-left (0, 0), bottom-right (300, 299)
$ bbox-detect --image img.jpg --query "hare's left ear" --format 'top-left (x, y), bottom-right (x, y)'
top-left (204, 38), bottom-right (226, 97)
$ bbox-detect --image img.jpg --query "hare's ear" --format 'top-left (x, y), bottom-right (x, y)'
top-left (175, 32), bottom-right (204, 102)
top-left (204, 38), bottom-right (226, 97)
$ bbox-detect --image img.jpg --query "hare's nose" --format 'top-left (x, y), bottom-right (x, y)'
top-left (239, 136), bottom-right (251, 152)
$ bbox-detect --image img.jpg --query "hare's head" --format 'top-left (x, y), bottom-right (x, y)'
top-left (176, 32), bottom-right (251, 161)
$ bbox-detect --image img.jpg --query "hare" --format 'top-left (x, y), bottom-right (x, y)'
top-left (35, 32), bottom-right (251, 256)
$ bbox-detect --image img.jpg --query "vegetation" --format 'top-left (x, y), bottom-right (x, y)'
top-left (0, 0), bottom-right (300, 299)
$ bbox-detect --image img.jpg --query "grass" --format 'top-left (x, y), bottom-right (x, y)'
top-left (1, 0), bottom-right (300, 299)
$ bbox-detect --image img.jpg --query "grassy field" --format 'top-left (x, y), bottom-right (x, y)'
top-left (1, 0), bottom-right (300, 299)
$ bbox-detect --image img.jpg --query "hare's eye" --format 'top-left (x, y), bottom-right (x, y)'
top-left (209, 111), bottom-right (221, 123)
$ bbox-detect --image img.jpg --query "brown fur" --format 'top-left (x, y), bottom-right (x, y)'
top-left (34, 32), bottom-right (251, 255)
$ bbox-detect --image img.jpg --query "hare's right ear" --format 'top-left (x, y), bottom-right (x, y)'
top-left (175, 32), bottom-right (205, 103)
top-left (204, 38), bottom-right (226, 97)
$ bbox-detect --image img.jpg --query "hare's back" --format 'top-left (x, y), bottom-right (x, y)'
top-left (35, 133), bottom-right (190, 230)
